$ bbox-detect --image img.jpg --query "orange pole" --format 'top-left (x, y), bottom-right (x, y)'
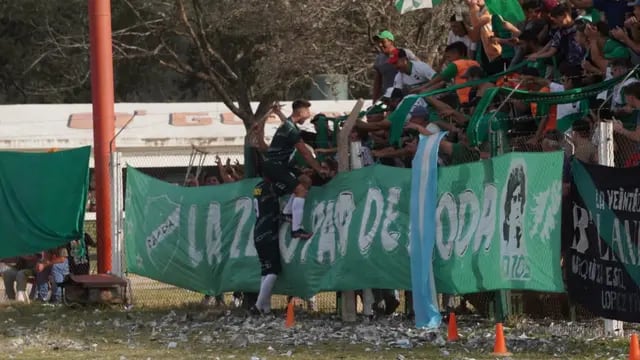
top-left (88, 0), bottom-right (115, 274)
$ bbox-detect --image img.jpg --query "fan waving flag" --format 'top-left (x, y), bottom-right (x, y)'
top-left (395, 0), bottom-right (441, 14)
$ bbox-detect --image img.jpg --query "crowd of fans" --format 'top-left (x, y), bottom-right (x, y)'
top-left (244, 0), bottom-right (640, 316)
top-left (348, 0), bottom-right (640, 172)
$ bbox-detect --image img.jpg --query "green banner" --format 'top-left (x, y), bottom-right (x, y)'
top-left (0, 147), bottom-right (90, 258)
top-left (125, 165), bottom-right (412, 298)
top-left (125, 151), bottom-right (565, 297)
top-left (433, 151), bottom-right (565, 294)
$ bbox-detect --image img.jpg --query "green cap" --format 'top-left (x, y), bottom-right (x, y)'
top-left (374, 30), bottom-right (395, 42)
top-left (575, 15), bottom-right (593, 23)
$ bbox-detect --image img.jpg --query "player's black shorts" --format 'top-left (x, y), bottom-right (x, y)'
top-left (262, 160), bottom-right (299, 197)
top-left (253, 181), bottom-right (282, 276)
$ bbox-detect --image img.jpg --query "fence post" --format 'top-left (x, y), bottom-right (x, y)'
top-left (337, 99), bottom-right (364, 322)
top-left (488, 87), bottom-right (521, 323)
top-left (110, 151), bottom-right (124, 277)
top-left (597, 121), bottom-right (624, 337)
top-left (349, 140), bottom-right (375, 317)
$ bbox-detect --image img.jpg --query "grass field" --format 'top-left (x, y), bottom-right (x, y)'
top-left (0, 302), bottom-right (636, 360)
top-left (0, 222), bottom-right (632, 358)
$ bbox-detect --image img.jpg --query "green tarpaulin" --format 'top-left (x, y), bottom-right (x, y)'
top-left (0, 147), bottom-right (90, 258)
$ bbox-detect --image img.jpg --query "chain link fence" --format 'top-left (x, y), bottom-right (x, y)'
top-left (76, 108), bottom-right (640, 319)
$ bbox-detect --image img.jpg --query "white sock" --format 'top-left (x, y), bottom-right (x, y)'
top-left (292, 197), bottom-right (305, 231)
top-left (256, 274), bottom-right (277, 312)
top-left (282, 196), bottom-right (294, 215)
top-left (254, 276), bottom-right (265, 308)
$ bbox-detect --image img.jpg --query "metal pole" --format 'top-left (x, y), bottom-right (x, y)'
top-left (596, 121), bottom-right (624, 337)
top-left (487, 84), bottom-right (522, 321)
top-left (337, 99), bottom-right (364, 322)
top-left (89, 0), bottom-right (115, 274)
top-left (110, 151), bottom-right (124, 277)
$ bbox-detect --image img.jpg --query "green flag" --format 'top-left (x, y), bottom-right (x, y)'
top-left (0, 147), bottom-right (90, 258)
top-left (487, 0), bottom-right (525, 24)
top-left (395, 0), bottom-right (441, 14)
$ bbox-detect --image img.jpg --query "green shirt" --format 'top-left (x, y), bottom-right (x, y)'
top-left (586, 8), bottom-right (602, 24)
top-left (265, 119), bottom-right (301, 163)
top-left (440, 63), bottom-right (459, 82)
top-left (604, 38), bottom-right (630, 60)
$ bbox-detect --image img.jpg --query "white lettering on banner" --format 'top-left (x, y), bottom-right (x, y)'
top-left (277, 188), bottom-right (401, 263)
top-left (435, 184), bottom-right (497, 260)
top-left (530, 181), bottom-right (562, 242)
top-left (571, 206), bottom-right (590, 254)
top-left (381, 187), bottom-right (401, 252)
top-left (280, 191), bottom-right (358, 265)
top-left (601, 291), bottom-right (640, 312)
top-left (188, 205), bottom-right (203, 267)
top-left (314, 201), bottom-right (336, 264)
top-left (358, 188), bottom-right (384, 255)
top-left (474, 184), bottom-right (497, 253)
top-left (146, 206), bottom-right (180, 250)
top-left (279, 222), bottom-right (299, 264)
top-left (571, 204), bottom-right (640, 264)
top-left (612, 218), bottom-right (628, 264)
top-left (205, 202), bottom-right (222, 265)
top-left (602, 187), bottom-right (640, 213)
top-left (151, 186), bottom-right (401, 267)
top-left (230, 198), bottom-right (252, 259)
top-left (456, 190), bottom-right (480, 257)
top-left (571, 254), bottom-right (604, 284)
top-left (245, 226), bottom-right (257, 257)
top-left (436, 193), bottom-right (457, 260)
top-left (335, 192), bottom-right (355, 257)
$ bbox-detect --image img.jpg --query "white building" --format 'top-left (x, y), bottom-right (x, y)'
top-left (0, 100), bottom-right (368, 172)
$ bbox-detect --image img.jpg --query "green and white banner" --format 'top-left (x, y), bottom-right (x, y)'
top-left (124, 152), bottom-right (565, 297)
top-left (125, 165), bottom-right (412, 298)
top-left (433, 151), bottom-right (565, 293)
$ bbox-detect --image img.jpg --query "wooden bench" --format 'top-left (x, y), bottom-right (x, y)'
top-left (62, 274), bottom-right (129, 305)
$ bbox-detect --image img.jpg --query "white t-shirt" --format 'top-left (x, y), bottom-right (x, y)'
top-left (612, 78), bottom-right (639, 110)
top-left (393, 61), bottom-right (436, 93)
top-left (550, 82), bottom-right (580, 120)
top-left (374, 48), bottom-right (418, 94)
top-left (597, 67), bottom-right (614, 101)
top-left (447, 31), bottom-right (476, 53)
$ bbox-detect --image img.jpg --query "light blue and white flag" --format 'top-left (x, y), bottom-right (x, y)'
top-left (395, 0), bottom-right (440, 14)
top-left (410, 132), bottom-right (447, 329)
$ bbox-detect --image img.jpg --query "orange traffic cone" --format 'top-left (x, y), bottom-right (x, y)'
top-left (629, 333), bottom-right (640, 360)
top-left (491, 323), bottom-right (512, 357)
top-left (447, 312), bottom-right (459, 341)
top-left (285, 299), bottom-right (295, 328)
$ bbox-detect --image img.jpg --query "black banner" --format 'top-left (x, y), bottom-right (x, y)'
top-left (567, 160), bottom-right (640, 322)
